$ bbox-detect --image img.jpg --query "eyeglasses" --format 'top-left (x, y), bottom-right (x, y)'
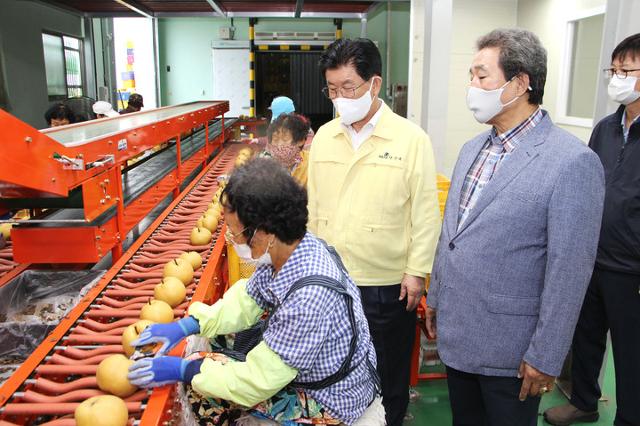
top-left (225, 226), bottom-right (251, 245)
top-left (603, 68), bottom-right (640, 79)
top-left (322, 80), bottom-right (370, 100)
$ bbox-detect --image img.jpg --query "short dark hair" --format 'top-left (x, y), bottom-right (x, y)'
top-left (221, 158), bottom-right (307, 244)
top-left (44, 103), bottom-right (76, 125)
top-left (612, 33), bottom-right (640, 63)
top-left (319, 38), bottom-right (382, 81)
top-left (267, 113), bottom-right (310, 145)
top-left (476, 28), bottom-right (547, 105)
top-left (128, 93), bottom-right (144, 108)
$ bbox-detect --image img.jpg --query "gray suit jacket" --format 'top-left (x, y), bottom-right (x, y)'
top-left (426, 112), bottom-right (605, 377)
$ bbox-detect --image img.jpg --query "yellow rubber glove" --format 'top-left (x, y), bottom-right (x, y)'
top-left (188, 279), bottom-right (264, 338)
top-left (191, 341), bottom-right (298, 407)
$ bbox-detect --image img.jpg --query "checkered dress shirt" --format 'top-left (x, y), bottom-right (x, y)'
top-left (246, 233), bottom-right (378, 425)
top-left (458, 108), bottom-right (544, 227)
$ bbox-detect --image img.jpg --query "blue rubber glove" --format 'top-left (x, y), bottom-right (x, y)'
top-left (130, 316), bottom-right (200, 355)
top-left (127, 355), bottom-right (203, 388)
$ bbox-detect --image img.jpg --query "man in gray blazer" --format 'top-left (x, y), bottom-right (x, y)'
top-left (425, 28), bottom-right (605, 425)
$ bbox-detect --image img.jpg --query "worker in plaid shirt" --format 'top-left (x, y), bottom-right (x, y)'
top-left (129, 158), bottom-right (384, 426)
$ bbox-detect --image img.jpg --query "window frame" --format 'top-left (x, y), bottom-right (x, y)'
top-left (556, 6), bottom-right (606, 128)
top-left (42, 31), bottom-right (86, 100)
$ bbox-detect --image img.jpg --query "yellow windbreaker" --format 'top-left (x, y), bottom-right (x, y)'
top-left (307, 103), bottom-right (441, 286)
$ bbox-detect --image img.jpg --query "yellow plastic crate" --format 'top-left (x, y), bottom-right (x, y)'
top-left (436, 172), bottom-right (451, 218)
top-left (436, 174), bottom-right (451, 192)
top-left (438, 202), bottom-right (446, 218)
top-left (227, 243), bottom-right (256, 285)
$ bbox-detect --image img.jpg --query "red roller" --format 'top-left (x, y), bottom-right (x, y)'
top-left (29, 377), bottom-right (98, 393)
top-left (64, 334), bottom-right (122, 345)
top-left (71, 325), bottom-right (128, 337)
top-left (35, 365), bottom-right (97, 376)
top-left (60, 345), bottom-right (123, 359)
top-left (0, 402), bottom-right (142, 415)
top-left (79, 318), bottom-right (138, 332)
top-left (48, 353), bottom-right (112, 366)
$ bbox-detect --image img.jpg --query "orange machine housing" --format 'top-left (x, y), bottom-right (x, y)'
top-left (0, 101), bottom-right (229, 264)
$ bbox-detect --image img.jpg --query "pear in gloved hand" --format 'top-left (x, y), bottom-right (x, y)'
top-left (128, 355), bottom-right (203, 388)
top-left (130, 316), bottom-right (200, 355)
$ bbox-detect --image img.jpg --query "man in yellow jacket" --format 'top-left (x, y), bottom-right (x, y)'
top-left (308, 38), bottom-right (441, 426)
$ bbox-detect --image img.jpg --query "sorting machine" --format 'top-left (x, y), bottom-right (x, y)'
top-left (0, 101), bottom-right (232, 281)
top-left (0, 102), bottom-right (248, 424)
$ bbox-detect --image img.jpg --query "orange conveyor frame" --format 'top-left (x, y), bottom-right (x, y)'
top-left (0, 101), bottom-right (229, 269)
top-left (0, 144), bottom-right (244, 425)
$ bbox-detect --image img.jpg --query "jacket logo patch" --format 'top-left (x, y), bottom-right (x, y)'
top-left (378, 152), bottom-right (403, 161)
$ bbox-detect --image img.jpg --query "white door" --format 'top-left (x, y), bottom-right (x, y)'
top-left (212, 48), bottom-right (250, 117)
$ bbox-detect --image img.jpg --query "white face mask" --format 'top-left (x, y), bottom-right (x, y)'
top-left (466, 78), bottom-right (523, 123)
top-left (231, 232), bottom-right (273, 266)
top-left (232, 241), bottom-right (254, 261)
top-left (608, 75), bottom-right (640, 105)
top-left (253, 241), bottom-right (273, 266)
top-left (333, 77), bottom-right (379, 125)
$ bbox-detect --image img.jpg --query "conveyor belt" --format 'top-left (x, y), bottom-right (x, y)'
top-left (0, 241), bottom-right (31, 289)
top-left (22, 118), bottom-right (237, 228)
top-left (0, 117), bottom-right (238, 284)
top-left (0, 144), bottom-right (242, 425)
top-left (121, 118), bottom-right (237, 206)
top-left (0, 242), bottom-right (17, 280)
top-left (41, 102), bottom-right (226, 147)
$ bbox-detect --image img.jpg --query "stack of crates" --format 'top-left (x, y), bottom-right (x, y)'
top-left (417, 173), bottom-right (452, 372)
top-left (436, 173), bottom-right (451, 218)
top-left (227, 243), bottom-right (257, 285)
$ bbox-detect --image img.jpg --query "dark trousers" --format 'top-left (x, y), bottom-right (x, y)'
top-left (570, 267), bottom-right (640, 426)
top-left (446, 366), bottom-right (540, 426)
top-left (359, 284), bottom-right (416, 426)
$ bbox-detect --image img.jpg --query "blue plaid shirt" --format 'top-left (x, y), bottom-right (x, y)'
top-left (246, 233), bottom-right (377, 424)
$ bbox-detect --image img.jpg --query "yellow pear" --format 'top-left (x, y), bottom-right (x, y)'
top-left (238, 147), bottom-right (253, 157)
top-left (154, 277), bottom-right (187, 308)
top-left (75, 395), bottom-right (128, 426)
top-left (163, 258), bottom-right (193, 285)
top-left (213, 187), bottom-right (224, 202)
top-left (0, 223), bottom-right (13, 240)
top-left (204, 210), bottom-right (220, 222)
top-left (190, 227), bottom-right (212, 245)
top-left (207, 202), bottom-right (222, 215)
top-left (179, 251), bottom-right (202, 270)
top-left (200, 214), bottom-right (219, 232)
top-left (96, 354), bottom-right (137, 398)
top-left (121, 319), bottom-right (154, 357)
top-left (140, 299), bottom-right (174, 323)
